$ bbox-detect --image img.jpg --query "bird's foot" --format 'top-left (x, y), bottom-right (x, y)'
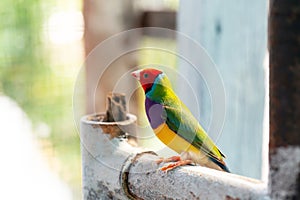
top-left (160, 160), bottom-right (193, 172)
top-left (156, 155), bottom-right (181, 164)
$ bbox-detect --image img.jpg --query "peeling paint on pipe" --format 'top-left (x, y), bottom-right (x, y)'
top-left (81, 114), bottom-right (268, 199)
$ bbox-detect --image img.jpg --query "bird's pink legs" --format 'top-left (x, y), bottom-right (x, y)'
top-left (156, 155), bottom-right (181, 164)
top-left (156, 156), bottom-right (193, 172)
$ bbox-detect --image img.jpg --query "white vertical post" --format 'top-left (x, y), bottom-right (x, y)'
top-left (80, 113), bottom-right (139, 199)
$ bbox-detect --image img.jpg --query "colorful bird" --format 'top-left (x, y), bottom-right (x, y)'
top-left (131, 68), bottom-right (230, 172)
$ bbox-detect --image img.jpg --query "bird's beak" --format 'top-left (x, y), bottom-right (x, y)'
top-left (131, 70), bottom-right (141, 81)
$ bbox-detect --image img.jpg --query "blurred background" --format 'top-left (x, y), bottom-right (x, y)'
top-left (0, 0), bottom-right (268, 199)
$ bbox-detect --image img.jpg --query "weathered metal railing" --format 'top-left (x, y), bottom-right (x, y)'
top-left (81, 112), bottom-right (268, 200)
top-left (80, 93), bottom-right (268, 199)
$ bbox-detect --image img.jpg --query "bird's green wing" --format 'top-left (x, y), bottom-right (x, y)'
top-left (163, 102), bottom-right (225, 161)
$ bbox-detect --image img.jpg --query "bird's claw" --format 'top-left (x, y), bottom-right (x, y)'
top-left (155, 155), bottom-right (181, 164)
top-left (159, 160), bottom-right (193, 172)
top-left (155, 158), bottom-right (164, 164)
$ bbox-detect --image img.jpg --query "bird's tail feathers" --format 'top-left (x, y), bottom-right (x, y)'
top-left (209, 157), bottom-right (230, 173)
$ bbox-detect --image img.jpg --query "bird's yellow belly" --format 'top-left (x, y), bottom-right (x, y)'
top-left (153, 123), bottom-right (200, 154)
top-left (153, 123), bottom-right (223, 171)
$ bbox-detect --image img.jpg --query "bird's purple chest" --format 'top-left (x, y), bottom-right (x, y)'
top-left (145, 97), bottom-right (165, 129)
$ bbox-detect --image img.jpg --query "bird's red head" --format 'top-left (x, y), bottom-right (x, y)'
top-left (131, 68), bottom-right (163, 92)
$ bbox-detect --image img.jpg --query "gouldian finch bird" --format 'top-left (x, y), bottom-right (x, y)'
top-left (131, 68), bottom-right (230, 172)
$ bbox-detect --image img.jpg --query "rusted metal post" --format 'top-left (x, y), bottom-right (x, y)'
top-left (269, 0), bottom-right (300, 199)
top-left (104, 93), bottom-right (127, 122)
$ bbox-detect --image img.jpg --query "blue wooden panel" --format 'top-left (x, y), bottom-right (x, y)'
top-left (177, 0), bottom-right (268, 179)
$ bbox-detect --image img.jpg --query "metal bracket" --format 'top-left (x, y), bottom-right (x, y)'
top-left (119, 151), bottom-right (158, 200)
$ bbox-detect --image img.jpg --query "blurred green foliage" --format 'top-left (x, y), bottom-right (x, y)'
top-left (0, 0), bottom-right (81, 198)
top-left (0, 1), bottom-right (178, 199)
top-left (0, 0), bottom-right (47, 112)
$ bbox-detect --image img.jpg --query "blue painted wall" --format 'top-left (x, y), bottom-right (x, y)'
top-left (177, 0), bottom-right (268, 179)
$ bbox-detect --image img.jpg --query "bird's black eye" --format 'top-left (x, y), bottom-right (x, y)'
top-left (143, 73), bottom-right (149, 78)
